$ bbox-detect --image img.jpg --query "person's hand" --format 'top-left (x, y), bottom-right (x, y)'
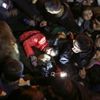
top-left (18, 78), bottom-right (30, 86)
top-left (93, 19), bottom-right (100, 31)
top-left (67, 32), bottom-right (74, 40)
top-left (57, 32), bottom-right (66, 39)
top-left (9, 9), bottom-right (18, 16)
top-left (45, 47), bottom-right (58, 57)
top-left (30, 55), bottom-right (37, 67)
top-left (40, 20), bottom-right (47, 27)
top-left (23, 18), bottom-right (36, 27)
top-left (0, 91), bottom-right (7, 96)
top-left (79, 68), bottom-right (86, 79)
top-left (38, 54), bottom-right (51, 62)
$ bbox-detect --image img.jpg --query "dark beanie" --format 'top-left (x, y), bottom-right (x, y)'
top-left (45, 0), bottom-right (62, 11)
top-left (76, 34), bottom-right (93, 51)
top-left (2, 58), bottom-right (24, 82)
top-left (51, 26), bottom-right (67, 35)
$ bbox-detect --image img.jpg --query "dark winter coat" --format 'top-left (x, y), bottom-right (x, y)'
top-left (59, 40), bottom-right (94, 69)
top-left (36, 2), bottom-right (80, 33)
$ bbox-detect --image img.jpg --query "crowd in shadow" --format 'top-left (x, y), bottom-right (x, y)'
top-left (0, 0), bottom-right (100, 100)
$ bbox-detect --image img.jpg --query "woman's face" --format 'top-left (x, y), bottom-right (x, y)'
top-left (72, 40), bottom-right (82, 53)
top-left (83, 9), bottom-right (93, 21)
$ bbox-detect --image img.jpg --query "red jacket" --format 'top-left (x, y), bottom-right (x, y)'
top-left (19, 30), bottom-right (48, 57)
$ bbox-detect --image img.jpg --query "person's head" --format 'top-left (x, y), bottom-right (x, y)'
top-left (2, 57), bottom-right (24, 82)
top-left (7, 86), bottom-right (44, 100)
top-left (0, 21), bottom-right (16, 43)
top-left (45, 0), bottom-right (63, 14)
top-left (72, 34), bottom-right (93, 53)
top-left (0, 21), bottom-right (19, 61)
top-left (82, 7), bottom-right (93, 21)
top-left (87, 64), bottom-right (100, 86)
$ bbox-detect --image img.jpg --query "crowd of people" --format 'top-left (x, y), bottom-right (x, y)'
top-left (0, 0), bottom-right (100, 100)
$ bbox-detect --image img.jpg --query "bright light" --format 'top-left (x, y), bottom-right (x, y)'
top-left (51, 72), bottom-right (68, 78)
top-left (60, 72), bottom-right (67, 78)
top-left (2, 3), bottom-right (7, 9)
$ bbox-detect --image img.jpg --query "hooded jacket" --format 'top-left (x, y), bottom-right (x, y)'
top-left (19, 30), bottom-right (48, 58)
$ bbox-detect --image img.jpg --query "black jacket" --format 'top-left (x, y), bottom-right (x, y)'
top-left (59, 40), bottom-right (95, 69)
top-left (36, 2), bottom-right (80, 33)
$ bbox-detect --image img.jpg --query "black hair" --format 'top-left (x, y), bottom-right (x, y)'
top-left (76, 34), bottom-right (93, 52)
top-left (2, 57), bottom-right (24, 82)
top-left (87, 64), bottom-right (100, 85)
top-left (7, 86), bottom-right (44, 100)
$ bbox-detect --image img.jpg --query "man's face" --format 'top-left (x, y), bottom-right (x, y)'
top-left (83, 9), bottom-right (93, 21)
top-left (72, 40), bottom-right (82, 53)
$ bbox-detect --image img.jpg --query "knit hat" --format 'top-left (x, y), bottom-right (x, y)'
top-left (45, 0), bottom-right (62, 14)
top-left (76, 34), bottom-right (93, 52)
top-left (2, 58), bottom-right (24, 82)
top-left (51, 26), bottom-right (67, 36)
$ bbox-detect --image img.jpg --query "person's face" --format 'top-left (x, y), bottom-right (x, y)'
top-left (83, 9), bottom-right (93, 21)
top-left (72, 40), bottom-right (82, 53)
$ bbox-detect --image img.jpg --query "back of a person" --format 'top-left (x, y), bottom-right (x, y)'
top-left (7, 86), bottom-right (45, 100)
top-left (0, 21), bottom-right (19, 62)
